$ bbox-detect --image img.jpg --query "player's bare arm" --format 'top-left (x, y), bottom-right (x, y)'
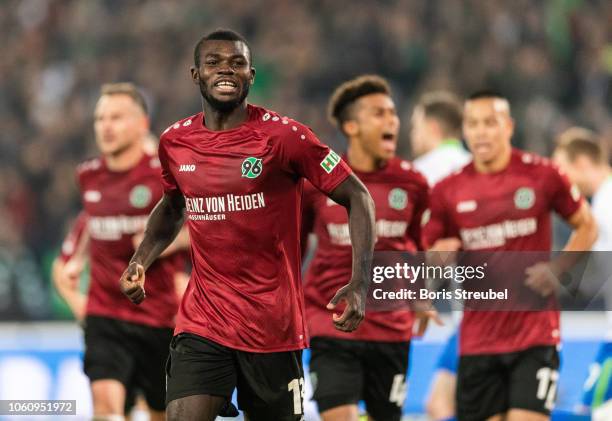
top-left (132, 225), bottom-right (190, 258)
top-left (52, 257), bottom-right (87, 321)
top-left (325, 173), bottom-right (375, 332)
top-left (525, 201), bottom-right (598, 296)
top-left (120, 191), bottom-right (186, 304)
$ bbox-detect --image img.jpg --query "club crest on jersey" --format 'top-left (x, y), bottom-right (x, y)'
top-left (130, 185), bottom-right (152, 208)
top-left (241, 157), bottom-right (263, 179)
top-left (514, 187), bottom-right (535, 210)
top-left (388, 188), bottom-right (408, 210)
top-left (320, 150), bottom-right (340, 174)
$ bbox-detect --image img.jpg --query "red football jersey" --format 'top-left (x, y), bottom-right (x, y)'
top-left (303, 157), bottom-right (429, 342)
top-left (422, 149), bottom-right (583, 355)
top-left (77, 153), bottom-right (180, 328)
top-left (158, 104), bottom-right (352, 352)
top-left (59, 211), bottom-right (88, 263)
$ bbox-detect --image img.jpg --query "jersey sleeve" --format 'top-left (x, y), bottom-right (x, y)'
top-left (276, 122), bottom-right (352, 195)
top-left (59, 211), bottom-right (89, 263)
top-left (548, 164), bottom-right (583, 220)
top-left (158, 135), bottom-right (181, 195)
top-left (421, 182), bottom-right (453, 249)
top-left (408, 174), bottom-right (430, 250)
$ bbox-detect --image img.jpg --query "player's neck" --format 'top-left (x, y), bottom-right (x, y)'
top-left (346, 143), bottom-right (384, 172)
top-left (202, 101), bottom-right (249, 131)
top-left (474, 147), bottom-right (512, 174)
top-left (105, 141), bottom-right (144, 172)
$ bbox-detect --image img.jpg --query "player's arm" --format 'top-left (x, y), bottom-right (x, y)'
top-left (561, 202), bottom-right (598, 252)
top-left (53, 212), bottom-right (89, 321)
top-left (525, 202), bottom-right (598, 296)
top-left (325, 173), bottom-right (376, 332)
top-left (133, 224), bottom-right (190, 257)
top-left (525, 165), bottom-right (597, 296)
top-left (120, 191), bottom-right (186, 304)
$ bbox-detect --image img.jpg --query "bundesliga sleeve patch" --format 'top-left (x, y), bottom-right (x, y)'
top-left (320, 150), bottom-right (341, 174)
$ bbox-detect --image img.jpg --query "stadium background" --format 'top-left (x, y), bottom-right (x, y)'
top-left (1, 0), bottom-right (611, 419)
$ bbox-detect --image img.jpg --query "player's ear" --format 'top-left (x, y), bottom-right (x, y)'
top-left (343, 120), bottom-right (359, 137)
top-left (190, 66), bottom-right (200, 85)
top-left (249, 67), bottom-right (256, 85)
top-left (506, 116), bottom-right (515, 137)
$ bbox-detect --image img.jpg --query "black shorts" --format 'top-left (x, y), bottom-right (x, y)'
top-left (457, 345), bottom-right (560, 421)
top-left (309, 337), bottom-right (410, 421)
top-left (165, 333), bottom-right (305, 421)
top-left (83, 315), bottom-right (173, 411)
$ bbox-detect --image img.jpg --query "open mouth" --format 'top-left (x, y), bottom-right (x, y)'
top-left (473, 142), bottom-right (491, 152)
top-left (382, 133), bottom-right (396, 141)
top-left (213, 79), bottom-right (238, 93)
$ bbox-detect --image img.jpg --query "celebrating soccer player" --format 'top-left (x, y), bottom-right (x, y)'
top-left (119, 29), bottom-right (376, 421)
top-left (53, 83), bottom-right (192, 421)
top-left (422, 90), bottom-right (597, 421)
top-left (301, 75), bottom-right (439, 421)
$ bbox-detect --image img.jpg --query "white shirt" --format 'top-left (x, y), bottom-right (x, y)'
top-left (592, 176), bottom-right (612, 251)
top-left (590, 175), bottom-right (612, 336)
top-left (413, 139), bottom-right (472, 186)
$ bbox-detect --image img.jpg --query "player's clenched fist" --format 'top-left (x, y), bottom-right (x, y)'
top-left (120, 262), bottom-right (146, 304)
top-left (327, 282), bottom-right (366, 333)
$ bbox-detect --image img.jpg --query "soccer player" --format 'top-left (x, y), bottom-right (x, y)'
top-left (553, 128), bottom-right (612, 419)
top-left (54, 82), bottom-right (188, 421)
top-left (409, 91), bottom-right (469, 421)
top-left (410, 91), bottom-right (471, 186)
top-left (301, 75), bottom-right (437, 421)
top-left (422, 90), bottom-right (598, 421)
top-left (119, 29), bottom-right (376, 421)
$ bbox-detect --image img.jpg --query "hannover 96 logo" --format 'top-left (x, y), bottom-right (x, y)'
top-left (129, 185), bottom-right (152, 208)
top-left (241, 157), bottom-right (263, 179)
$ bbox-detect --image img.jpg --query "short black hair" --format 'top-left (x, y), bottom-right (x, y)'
top-left (467, 89), bottom-right (507, 101)
top-left (328, 75), bottom-right (392, 132)
top-left (193, 29), bottom-right (252, 66)
top-left (416, 91), bottom-right (463, 138)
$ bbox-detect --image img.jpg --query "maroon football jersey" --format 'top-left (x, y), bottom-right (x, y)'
top-left (158, 104), bottom-right (352, 352)
top-left (303, 157), bottom-right (429, 342)
top-left (422, 149), bottom-right (583, 355)
top-left (59, 211), bottom-right (88, 263)
top-left (77, 153), bottom-right (180, 328)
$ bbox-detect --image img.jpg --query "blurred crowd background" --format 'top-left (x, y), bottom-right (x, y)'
top-left (2, 0), bottom-right (612, 319)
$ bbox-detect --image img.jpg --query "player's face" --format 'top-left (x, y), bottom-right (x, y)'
top-left (410, 106), bottom-right (432, 156)
top-left (553, 150), bottom-right (593, 196)
top-left (463, 98), bottom-right (514, 165)
top-left (94, 94), bottom-right (148, 157)
top-left (351, 93), bottom-right (399, 160)
top-left (191, 40), bottom-right (255, 113)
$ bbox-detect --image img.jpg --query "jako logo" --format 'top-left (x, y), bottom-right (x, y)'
top-left (179, 164), bottom-right (196, 172)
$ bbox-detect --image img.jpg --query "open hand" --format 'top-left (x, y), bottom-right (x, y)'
top-left (413, 309), bottom-right (444, 337)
